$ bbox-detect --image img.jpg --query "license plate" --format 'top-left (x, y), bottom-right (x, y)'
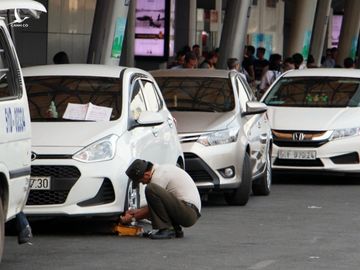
top-left (30, 176), bottom-right (51, 190)
top-left (278, 150), bottom-right (317, 160)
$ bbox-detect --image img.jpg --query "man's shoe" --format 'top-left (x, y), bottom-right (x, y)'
top-left (18, 225), bottom-right (33, 245)
top-left (173, 225), bottom-right (184, 238)
top-left (149, 229), bottom-right (175, 240)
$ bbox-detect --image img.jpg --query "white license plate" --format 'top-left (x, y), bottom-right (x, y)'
top-left (30, 176), bottom-right (51, 190)
top-left (278, 150), bottom-right (317, 160)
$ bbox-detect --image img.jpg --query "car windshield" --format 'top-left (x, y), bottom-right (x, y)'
top-left (155, 76), bottom-right (235, 112)
top-left (24, 76), bottom-right (122, 121)
top-left (263, 77), bottom-right (360, 108)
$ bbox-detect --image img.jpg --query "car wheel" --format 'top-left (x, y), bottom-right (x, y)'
top-left (224, 152), bottom-right (251, 206)
top-left (252, 151), bottom-right (272, 196)
top-left (124, 179), bottom-right (139, 211)
top-left (0, 199), bottom-right (4, 262)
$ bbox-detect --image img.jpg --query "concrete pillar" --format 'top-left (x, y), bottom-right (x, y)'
top-left (336, 0), bottom-right (360, 66)
top-left (309, 0), bottom-right (331, 66)
top-left (217, 0), bottom-right (252, 69)
top-left (188, 0), bottom-right (197, 47)
top-left (87, 0), bottom-right (129, 65)
top-left (284, 0), bottom-right (317, 60)
top-left (120, 0), bottom-right (135, 67)
top-left (215, 0), bottom-right (222, 48)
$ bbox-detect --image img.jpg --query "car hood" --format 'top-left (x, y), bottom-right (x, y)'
top-left (31, 121), bottom-right (123, 147)
top-left (171, 111), bottom-right (235, 133)
top-left (267, 106), bottom-right (360, 130)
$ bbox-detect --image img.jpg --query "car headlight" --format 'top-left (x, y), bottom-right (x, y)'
top-left (197, 128), bottom-right (239, 146)
top-left (330, 127), bottom-right (360, 140)
top-left (73, 134), bottom-right (118, 162)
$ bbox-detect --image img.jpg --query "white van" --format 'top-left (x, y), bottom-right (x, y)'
top-left (0, 0), bottom-right (46, 262)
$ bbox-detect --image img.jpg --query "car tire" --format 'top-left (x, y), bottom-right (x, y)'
top-left (252, 151), bottom-right (272, 196)
top-left (0, 198), bottom-right (4, 263)
top-left (124, 179), bottom-right (139, 211)
top-left (224, 152), bottom-right (251, 206)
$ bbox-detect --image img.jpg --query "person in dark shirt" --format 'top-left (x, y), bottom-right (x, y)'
top-left (254, 47), bottom-right (269, 81)
top-left (242, 45), bottom-right (256, 83)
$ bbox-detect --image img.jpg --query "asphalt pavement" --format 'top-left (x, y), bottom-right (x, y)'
top-left (2, 175), bottom-right (360, 270)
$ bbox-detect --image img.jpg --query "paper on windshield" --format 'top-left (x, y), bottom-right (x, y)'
top-left (63, 102), bottom-right (113, 121)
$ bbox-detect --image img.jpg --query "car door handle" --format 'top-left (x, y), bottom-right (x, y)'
top-left (152, 128), bottom-right (159, 137)
top-left (260, 134), bottom-right (268, 143)
top-left (167, 117), bottom-right (174, 128)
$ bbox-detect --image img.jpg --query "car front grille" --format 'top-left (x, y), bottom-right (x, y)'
top-left (184, 152), bottom-right (219, 187)
top-left (27, 165), bottom-right (81, 205)
top-left (272, 130), bottom-right (329, 148)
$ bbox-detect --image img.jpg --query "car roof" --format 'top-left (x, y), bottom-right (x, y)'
top-left (150, 68), bottom-right (233, 78)
top-left (22, 64), bottom-right (131, 78)
top-left (282, 68), bottom-right (360, 78)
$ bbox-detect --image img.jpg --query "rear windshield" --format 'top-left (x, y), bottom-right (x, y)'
top-left (263, 77), bottom-right (360, 108)
top-left (155, 77), bottom-right (235, 112)
top-left (24, 76), bottom-right (122, 121)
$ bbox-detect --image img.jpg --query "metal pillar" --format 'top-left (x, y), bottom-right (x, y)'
top-left (87, 0), bottom-right (129, 65)
top-left (309, 0), bottom-right (331, 66)
top-left (217, 0), bottom-right (252, 69)
top-left (336, 0), bottom-right (360, 66)
top-left (215, 0), bottom-right (222, 48)
top-left (121, 0), bottom-right (135, 67)
top-left (284, 0), bottom-right (317, 59)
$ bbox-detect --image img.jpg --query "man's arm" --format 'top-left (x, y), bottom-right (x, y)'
top-left (120, 206), bottom-right (150, 224)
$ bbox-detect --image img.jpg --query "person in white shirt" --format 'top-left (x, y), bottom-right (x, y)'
top-left (122, 159), bottom-right (201, 239)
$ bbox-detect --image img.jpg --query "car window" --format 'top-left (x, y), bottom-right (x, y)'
top-left (155, 76), bottom-right (235, 112)
top-left (141, 80), bottom-right (161, 112)
top-left (130, 80), bottom-right (146, 120)
top-left (263, 77), bottom-right (360, 108)
top-left (25, 76), bottom-right (122, 121)
top-left (0, 27), bottom-right (22, 100)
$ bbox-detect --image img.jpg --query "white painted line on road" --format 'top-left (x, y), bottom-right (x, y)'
top-left (248, 260), bottom-right (276, 269)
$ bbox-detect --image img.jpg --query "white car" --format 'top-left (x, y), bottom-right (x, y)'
top-left (261, 68), bottom-right (360, 176)
top-left (0, 0), bottom-right (46, 262)
top-left (151, 69), bottom-right (272, 206)
top-left (22, 64), bottom-right (183, 217)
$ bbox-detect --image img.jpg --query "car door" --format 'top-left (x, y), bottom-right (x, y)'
top-left (140, 78), bottom-right (177, 164)
top-left (236, 76), bottom-right (268, 175)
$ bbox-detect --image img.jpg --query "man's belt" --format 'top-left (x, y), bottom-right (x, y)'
top-left (183, 201), bottom-right (201, 218)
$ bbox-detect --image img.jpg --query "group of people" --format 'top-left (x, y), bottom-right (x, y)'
top-left (169, 44), bottom-right (358, 99)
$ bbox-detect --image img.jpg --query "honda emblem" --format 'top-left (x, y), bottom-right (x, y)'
top-left (292, 132), bottom-right (305, 141)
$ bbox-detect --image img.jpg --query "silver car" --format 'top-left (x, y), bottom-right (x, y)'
top-left (152, 69), bottom-right (272, 205)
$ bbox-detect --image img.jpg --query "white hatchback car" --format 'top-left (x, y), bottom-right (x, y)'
top-left (261, 68), bottom-right (360, 176)
top-left (22, 64), bottom-right (183, 217)
top-left (152, 69), bottom-right (272, 206)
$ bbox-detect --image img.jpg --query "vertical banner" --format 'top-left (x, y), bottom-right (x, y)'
top-left (350, 36), bottom-right (358, 59)
top-left (111, 17), bottom-right (127, 58)
top-left (302, 30), bottom-right (312, 59)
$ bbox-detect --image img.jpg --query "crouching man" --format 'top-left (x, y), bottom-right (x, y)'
top-left (121, 159), bottom-right (201, 239)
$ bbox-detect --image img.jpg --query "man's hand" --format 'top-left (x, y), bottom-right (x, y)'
top-left (120, 211), bottom-right (134, 224)
top-left (119, 207), bottom-right (150, 224)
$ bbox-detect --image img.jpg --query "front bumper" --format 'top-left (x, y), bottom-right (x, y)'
top-left (272, 134), bottom-right (360, 175)
top-left (181, 141), bottom-right (244, 191)
top-left (24, 156), bottom-right (129, 217)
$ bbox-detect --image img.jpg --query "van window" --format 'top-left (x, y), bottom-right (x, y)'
top-left (141, 80), bottom-right (161, 112)
top-left (130, 80), bottom-right (146, 120)
top-left (0, 28), bottom-right (22, 100)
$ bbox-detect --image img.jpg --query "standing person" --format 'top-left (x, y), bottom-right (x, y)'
top-left (292, 53), bottom-right (306, 69)
top-left (227, 57), bottom-right (247, 81)
top-left (322, 47), bottom-right (338, 68)
top-left (258, 53), bottom-right (282, 98)
top-left (199, 51), bottom-right (218, 69)
top-left (122, 159), bottom-right (201, 239)
top-left (53, 51), bottom-right (70, 64)
top-left (16, 211), bottom-right (33, 245)
top-left (242, 45), bottom-right (256, 83)
top-left (192, 44), bottom-right (204, 67)
top-left (171, 51), bottom-right (198, 69)
top-left (343, 57), bottom-right (355, 68)
top-left (254, 47), bottom-right (269, 82)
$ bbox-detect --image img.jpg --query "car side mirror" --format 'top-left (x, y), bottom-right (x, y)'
top-left (136, 111), bottom-right (164, 126)
top-left (242, 101), bottom-right (267, 116)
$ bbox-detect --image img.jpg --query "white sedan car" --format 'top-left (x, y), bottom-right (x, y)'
top-left (22, 64), bottom-right (183, 217)
top-left (152, 69), bottom-right (272, 206)
top-left (261, 68), bottom-right (360, 176)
